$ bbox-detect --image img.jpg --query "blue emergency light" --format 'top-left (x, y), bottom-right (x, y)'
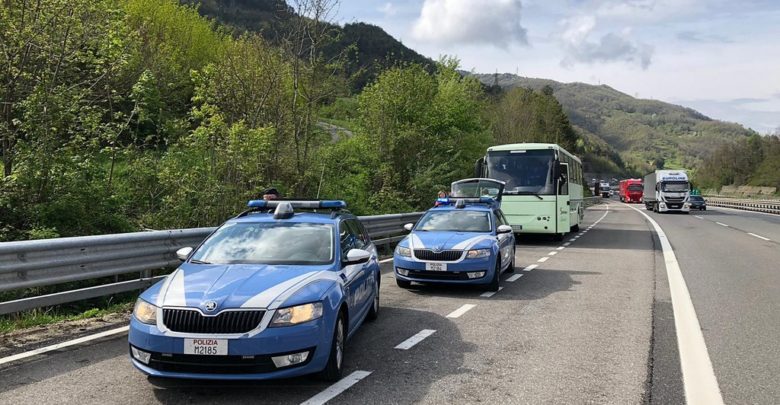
top-left (247, 200), bottom-right (347, 209)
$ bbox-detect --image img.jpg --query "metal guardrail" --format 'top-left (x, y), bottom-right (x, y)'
top-left (582, 196), bottom-right (602, 208)
top-left (0, 213), bottom-right (423, 315)
top-left (704, 196), bottom-right (780, 215)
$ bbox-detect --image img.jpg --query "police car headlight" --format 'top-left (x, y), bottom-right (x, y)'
top-left (133, 299), bottom-right (158, 325)
top-left (270, 303), bottom-right (323, 327)
top-left (466, 249), bottom-right (491, 259)
top-left (395, 246), bottom-right (411, 257)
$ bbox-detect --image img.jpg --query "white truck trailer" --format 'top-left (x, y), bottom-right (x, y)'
top-left (643, 170), bottom-right (691, 213)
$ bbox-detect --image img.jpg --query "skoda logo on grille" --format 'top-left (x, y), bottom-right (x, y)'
top-left (432, 247), bottom-right (443, 253)
top-left (203, 300), bottom-right (217, 312)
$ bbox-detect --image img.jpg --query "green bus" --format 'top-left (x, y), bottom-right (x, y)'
top-left (474, 143), bottom-right (584, 240)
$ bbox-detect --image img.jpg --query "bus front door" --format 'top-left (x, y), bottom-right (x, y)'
top-left (557, 163), bottom-right (571, 234)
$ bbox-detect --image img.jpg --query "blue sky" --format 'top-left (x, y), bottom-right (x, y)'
top-left (333, 0), bottom-right (780, 134)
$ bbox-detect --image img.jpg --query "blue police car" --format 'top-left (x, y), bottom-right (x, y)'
top-left (393, 197), bottom-right (516, 291)
top-left (129, 200), bottom-right (380, 381)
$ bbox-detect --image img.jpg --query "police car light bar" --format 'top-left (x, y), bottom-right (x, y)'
top-left (438, 197), bottom-right (497, 208)
top-left (247, 200), bottom-right (348, 209)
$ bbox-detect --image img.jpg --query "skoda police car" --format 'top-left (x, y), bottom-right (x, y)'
top-left (393, 197), bottom-right (516, 291)
top-left (129, 200), bottom-right (380, 381)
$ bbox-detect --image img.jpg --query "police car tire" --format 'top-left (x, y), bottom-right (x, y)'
top-left (366, 279), bottom-right (379, 321)
top-left (396, 279), bottom-right (411, 289)
top-left (506, 248), bottom-right (516, 273)
top-left (320, 313), bottom-right (345, 382)
top-left (488, 261), bottom-right (500, 292)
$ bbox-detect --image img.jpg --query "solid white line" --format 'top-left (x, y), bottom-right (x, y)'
top-left (446, 304), bottom-right (476, 318)
top-left (716, 222), bottom-right (729, 227)
top-left (480, 287), bottom-right (504, 298)
top-left (537, 256), bottom-right (549, 263)
top-left (547, 251), bottom-right (557, 256)
top-left (394, 329), bottom-right (436, 350)
top-left (379, 258), bottom-right (394, 264)
top-left (747, 232), bottom-right (771, 241)
top-left (624, 203), bottom-right (724, 404)
top-left (556, 246), bottom-right (565, 250)
top-left (0, 326), bottom-right (129, 366)
top-left (506, 274), bottom-right (523, 282)
top-left (300, 370), bottom-right (373, 405)
top-left (694, 216), bottom-right (703, 219)
top-left (524, 264), bottom-right (538, 272)
top-left (563, 242), bottom-right (571, 246)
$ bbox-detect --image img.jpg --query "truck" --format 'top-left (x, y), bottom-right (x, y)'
top-left (619, 179), bottom-right (643, 203)
top-left (643, 170), bottom-right (691, 213)
top-left (598, 182), bottom-right (611, 198)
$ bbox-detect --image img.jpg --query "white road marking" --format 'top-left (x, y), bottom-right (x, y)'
top-left (578, 232), bottom-right (585, 236)
top-left (300, 370), bottom-right (373, 405)
top-left (556, 246), bottom-right (565, 250)
top-left (547, 251), bottom-right (557, 256)
top-left (480, 287), bottom-right (504, 298)
top-left (716, 222), bottom-right (729, 227)
top-left (748, 232), bottom-right (771, 241)
top-left (563, 242), bottom-right (571, 246)
top-left (694, 216), bottom-right (703, 219)
top-left (379, 257), bottom-right (394, 264)
top-left (537, 256), bottom-right (549, 263)
top-left (506, 274), bottom-right (524, 282)
top-left (446, 304), bottom-right (476, 318)
top-left (394, 329), bottom-right (436, 350)
top-left (524, 264), bottom-right (538, 272)
top-left (624, 203), bottom-right (724, 404)
top-left (568, 238), bottom-right (576, 242)
top-left (0, 326), bottom-right (129, 366)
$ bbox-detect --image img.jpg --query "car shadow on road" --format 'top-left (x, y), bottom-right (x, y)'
top-left (149, 307), bottom-right (475, 404)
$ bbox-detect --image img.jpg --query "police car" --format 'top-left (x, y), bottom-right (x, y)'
top-left (393, 197), bottom-right (516, 291)
top-left (129, 200), bottom-right (380, 381)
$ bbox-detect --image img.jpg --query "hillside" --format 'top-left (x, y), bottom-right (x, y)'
top-left (182, 0), bottom-right (433, 90)
top-left (472, 73), bottom-right (755, 175)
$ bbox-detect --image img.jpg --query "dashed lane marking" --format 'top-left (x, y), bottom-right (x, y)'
top-left (716, 222), bottom-right (729, 227)
top-left (556, 246), bottom-right (565, 250)
top-left (0, 326), bottom-right (129, 366)
top-left (446, 304), bottom-right (476, 318)
top-left (506, 274), bottom-right (523, 282)
top-left (547, 251), bottom-right (557, 256)
top-left (624, 203), bottom-right (724, 404)
top-left (748, 232), bottom-right (771, 241)
top-left (563, 242), bottom-right (571, 246)
top-left (379, 258), bottom-right (394, 264)
top-left (300, 370), bottom-right (373, 405)
top-left (394, 329), bottom-right (436, 350)
top-left (537, 256), bottom-right (549, 263)
top-left (524, 264), bottom-right (538, 272)
top-left (694, 215), bottom-right (703, 219)
top-left (480, 287), bottom-right (504, 298)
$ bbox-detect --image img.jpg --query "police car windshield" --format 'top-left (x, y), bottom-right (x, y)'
top-left (190, 222), bottom-right (333, 265)
top-left (416, 211), bottom-right (491, 233)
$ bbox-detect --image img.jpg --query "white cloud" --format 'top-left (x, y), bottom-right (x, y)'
top-left (379, 2), bottom-right (397, 17)
top-left (559, 16), bottom-right (653, 69)
top-left (411, 0), bottom-right (528, 48)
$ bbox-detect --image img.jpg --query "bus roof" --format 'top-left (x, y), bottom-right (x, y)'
top-left (487, 143), bottom-right (581, 164)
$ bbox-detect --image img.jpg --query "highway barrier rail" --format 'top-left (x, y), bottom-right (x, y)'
top-left (0, 212), bottom-right (423, 315)
top-left (704, 196), bottom-right (780, 215)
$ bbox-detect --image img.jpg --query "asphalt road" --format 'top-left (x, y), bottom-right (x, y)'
top-left (1, 201), bottom-right (777, 404)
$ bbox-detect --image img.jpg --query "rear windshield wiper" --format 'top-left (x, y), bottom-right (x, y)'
top-left (189, 259), bottom-right (212, 264)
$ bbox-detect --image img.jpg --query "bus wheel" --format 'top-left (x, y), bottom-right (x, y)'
top-left (570, 224), bottom-right (580, 232)
top-left (553, 233), bottom-right (564, 242)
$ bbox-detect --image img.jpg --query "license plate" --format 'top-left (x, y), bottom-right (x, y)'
top-left (425, 262), bottom-right (447, 271)
top-left (184, 338), bottom-right (228, 356)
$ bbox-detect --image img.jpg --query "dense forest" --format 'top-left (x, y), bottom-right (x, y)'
top-left (0, 0), bottom-right (579, 242)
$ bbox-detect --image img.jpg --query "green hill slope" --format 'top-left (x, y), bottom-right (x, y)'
top-left (472, 73), bottom-right (755, 175)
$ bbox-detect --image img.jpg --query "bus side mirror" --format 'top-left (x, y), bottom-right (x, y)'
top-left (557, 163), bottom-right (568, 182)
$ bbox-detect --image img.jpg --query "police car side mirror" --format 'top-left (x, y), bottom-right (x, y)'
top-left (176, 247), bottom-right (193, 261)
top-left (403, 223), bottom-right (414, 231)
top-left (344, 249), bottom-right (371, 266)
top-left (497, 225), bottom-right (513, 234)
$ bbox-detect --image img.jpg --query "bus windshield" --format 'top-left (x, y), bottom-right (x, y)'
top-left (662, 181), bottom-right (689, 192)
top-left (486, 149), bottom-right (555, 195)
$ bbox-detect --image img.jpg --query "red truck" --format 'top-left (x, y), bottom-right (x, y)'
top-left (619, 179), bottom-right (643, 203)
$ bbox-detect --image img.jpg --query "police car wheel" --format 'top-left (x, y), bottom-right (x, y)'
top-left (320, 313), bottom-right (345, 382)
top-left (396, 279), bottom-right (411, 289)
top-left (367, 280), bottom-right (379, 321)
top-left (506, 248), bottom-right (515, 273)
top-left (487, 261), bottom-right (500, 292)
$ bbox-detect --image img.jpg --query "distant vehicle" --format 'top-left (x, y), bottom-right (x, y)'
top-left (619, 179), bottom-right (643, 203)
top-left (129, 200), bottom-right (380, 382)
top-left (643, 170), bottom-right (691, 213)
top-left (474, 143), bottom-right (585, 240)
top-left (689, 195), bottom-right (707, 210)
top-left (393, 194), bottom-right (515, 292)
top-left (599, 182), bottom-right (611, 198)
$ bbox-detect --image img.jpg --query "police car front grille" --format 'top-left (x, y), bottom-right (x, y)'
top-left (414, 249), bottom-right (463, 261)
top-left (162, 309), bottom-right (264, 334)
